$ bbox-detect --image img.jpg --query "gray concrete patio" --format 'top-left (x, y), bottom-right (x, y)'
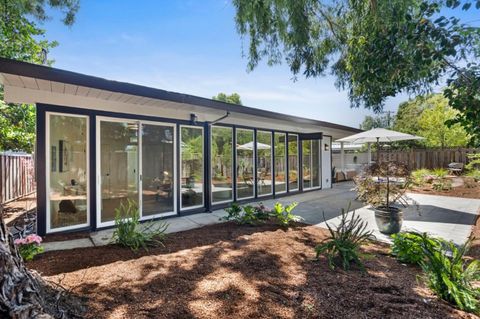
top-left (43, 182), bottom-right (480, 252)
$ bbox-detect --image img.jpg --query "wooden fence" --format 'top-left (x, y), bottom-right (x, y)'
top-left (0, 153), bottom-right (36, 204)
top-left (375, 148), bottom-right (480, 170)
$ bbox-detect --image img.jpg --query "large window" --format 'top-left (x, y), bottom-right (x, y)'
top-left (99, 119), bottom-right (139, 223)
top-left (257, 130), bottom-right (272, 196)
top-left (236, 128), bottom-right (255, 199)
top-left (47, 113), bottom-right (89, 231)
top-left (142, 123), bottom-right (175, 216)
top-left (288, 134), bottom-right (299, 191)
top-left (180, 126), bottom-right (204, 209)
top-left (274, 133), bottom-right (287, 194)
top-left (211, 126), bottom-right (233, 203)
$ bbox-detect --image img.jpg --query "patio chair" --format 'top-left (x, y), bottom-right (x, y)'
top-left (447, 162), bottom-right (464, 175)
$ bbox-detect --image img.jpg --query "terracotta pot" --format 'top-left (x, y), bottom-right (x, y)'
top-left (373, 206), bottom-right (403, 235)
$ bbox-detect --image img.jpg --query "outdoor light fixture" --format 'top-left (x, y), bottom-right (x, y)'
top-left (190, 113), bottom-right (198, 125)
top-left (324, 143), bottom-right (330, 151)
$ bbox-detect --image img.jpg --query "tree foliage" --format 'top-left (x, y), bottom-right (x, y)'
top-left (233, 0), bottom-right (480, 144)
top-left (359, 114), bottom-right (392, 130)
top-left (0, 0), bottom-right (79, 152)
top-left (212, 92), bottom-right (243, 105)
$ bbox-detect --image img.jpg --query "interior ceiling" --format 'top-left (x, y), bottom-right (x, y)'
top-left (0, 72), bottom-right (357, 139)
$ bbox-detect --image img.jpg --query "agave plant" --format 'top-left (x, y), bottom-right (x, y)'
top-left (315, 205), bottom-right (374, 271)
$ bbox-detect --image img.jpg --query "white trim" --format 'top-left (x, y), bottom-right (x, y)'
top-left (46, 112), bottom-right (90, 233)
top-left (179, 124), bottom-right (205, 210)
top-left (235, 128), bottom-right (255, 200)
top-left (210, 125), bottom-right (234, 205)
top-left (256, 130), bottom-right (273, 197)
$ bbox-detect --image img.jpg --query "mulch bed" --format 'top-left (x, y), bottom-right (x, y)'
top-left (28, 221), bottom-right (476, 319)
top-left (411, 185), bottom-right (480, 199)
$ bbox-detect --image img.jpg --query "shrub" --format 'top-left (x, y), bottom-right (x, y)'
top-left (14, 234), bottom-right (44, 261)
top-left (418, 234), bottom-right (480, 314)
top-left (465, 169), bottom-right (480, 182)
top-left (315, 207), bottom-right (374, 271)
top-left (112, 199), bottom-right (168, 251)
top-left (431, 168), bottom-right (449, 179)
top-left (270, 202), bottom-right (302, 226)
top-left (465, 153), bottom-right (480, 171)
top-left (432, 179), bottom-right (452, 191)
top-left (391, 232), bottom-right (439, 265)
top-left (222, 202), bottom-right (264, 225)
top-left (411, 169), bottom-right (432, 186)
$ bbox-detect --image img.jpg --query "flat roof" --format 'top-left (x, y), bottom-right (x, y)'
top-left (0, 57), bottom-right (361, 134)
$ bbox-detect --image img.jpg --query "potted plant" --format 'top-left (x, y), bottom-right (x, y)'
top-left (354, 162), bottom-right (413, 234)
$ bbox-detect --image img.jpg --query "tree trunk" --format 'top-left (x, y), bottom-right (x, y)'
top-left (0, 206), bottom-right (52, 319)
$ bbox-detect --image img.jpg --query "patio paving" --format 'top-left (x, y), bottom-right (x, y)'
top-left (42, 181), bottom-right (480, 251)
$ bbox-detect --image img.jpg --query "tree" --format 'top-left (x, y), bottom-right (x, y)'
top-left (212, 92), bottom-right (242, 105)
top-left (360, 114), bottom-right (392, 130)
top-left (232, 0), bottom-right (480, 144)
top-left (0, 1), bottom-right (81, 317)
top-left (417, 95), bottom-right (470, 148)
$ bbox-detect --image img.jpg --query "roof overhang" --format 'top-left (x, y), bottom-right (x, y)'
top-left (0, 58), bottom-right (362, 138)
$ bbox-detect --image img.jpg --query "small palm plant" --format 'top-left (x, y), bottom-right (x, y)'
top-left (112, 199), bottom-right (168, 251)
top-left (315, 206), bottom-right (374, 271)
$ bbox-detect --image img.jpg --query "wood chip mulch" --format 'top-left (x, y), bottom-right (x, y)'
top-left (28, 221), bottom-right (477, 319)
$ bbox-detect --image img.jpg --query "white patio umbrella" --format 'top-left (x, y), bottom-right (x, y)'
top-left (237, 141), bottom-right (271, 150)
top-left (336, 128), bottom-right (423, 164)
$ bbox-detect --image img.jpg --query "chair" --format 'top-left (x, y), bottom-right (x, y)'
top-left (447, 162), bottom-right (464, 175)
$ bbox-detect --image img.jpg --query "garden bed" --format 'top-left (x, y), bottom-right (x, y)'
top-left (27, 221), bottom-right (476, 319)
top-left (410, 176), bottom-right (480, 199)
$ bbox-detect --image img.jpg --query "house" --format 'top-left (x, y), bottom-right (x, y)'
top-left (0, 58), bottom-right (362, 236)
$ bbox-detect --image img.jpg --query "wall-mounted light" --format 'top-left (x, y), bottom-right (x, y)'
top-left (324, 143), bottom-right (330, 151)
top-left (190, 113), bottom-right (198, 125)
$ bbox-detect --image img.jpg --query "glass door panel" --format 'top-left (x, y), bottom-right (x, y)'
top-left (47, 113), bottom-right (89, 231)
top-left (236, 129), bottom-right (255, 199)
top-left (312, 140), bottom-right (321, 188)
top-left (274, 133), bottom-right (287, 193)
top-left (180, 126), bottom-right (204, 209)
top-left (211, 126), bottom-right (233, 203)
top-left (303, 140), bottom-right (312, 189)
top-left (288, 134), bottom-right (299, 191)
top-left (99, 120), bottom-right (139, 223)
top-left (257, 131), bottom-right (272, 196)
top-left (142, 123), bottom-right (175, 216)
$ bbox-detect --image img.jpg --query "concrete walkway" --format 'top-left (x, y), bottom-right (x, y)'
top-left (43, 182), bottom-right (480, 251)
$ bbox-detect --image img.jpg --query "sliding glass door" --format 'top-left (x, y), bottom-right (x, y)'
top-left (98, 119), bottom-right (139, 224)
top-left (257, 130), bottom-right (272, 196)
top-left (288, 134), bottom-right (299, 191)
top-left (274, 133), bottom-right (287, 194)
top-left (97, 117), bottom-right (176, 226)
top-left (211, 126), bottom-right (233, 204)
top-left (141, 123), bottom-right (175, 216)
top-left (236, 128), bottom-right (255, 199)
top-left (302, 139), bottom-right (321, 190)
top-left (180, 126), bottom-right (204, 209)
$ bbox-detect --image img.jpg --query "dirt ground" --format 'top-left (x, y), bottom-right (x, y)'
top-left (28, 221), bottom-right (476, 319)
top-left (411, 185), bottom-right (480, 199)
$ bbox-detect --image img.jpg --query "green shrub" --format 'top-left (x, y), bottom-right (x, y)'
top-left (270, 202), bottom-right (302, 226)
top-left (465, 169), bottom-right (480, 182)
top-left (432, 168), bottom-right (449, 179)
top-left (465, 153), bottom-right (480, 171)
top-left (315, 207), bottom-right (374, 271)
top-left (112, 199), bottom-right (168, 251)
top-left (222, 202), bottom-right (264, 225)
top-left (432, 179), bottom-right (452, 191)
top-left (418, 233), bottom-right (480, 314)
top-left (391, 232), bottom-right (440, 265)
top-left (411, 169), bottom-right (432, 186)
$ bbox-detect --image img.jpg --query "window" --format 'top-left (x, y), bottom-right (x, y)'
top-left (180, 126), bottom-right (204, 209)
top-left (47, 113), bottom-right (89, 231)
top-left (142, 123), bottom-right (175, 216)
top-left (211, 126), bottom-right (233, 203)
top-left (274, 133), bottom-right (287, 194)
top-left (257, 130), bottom-right (272, 196)
top-left (288, 134), bottom-right (299, 191)
top-left (236, 128), bottom-right (255, 199)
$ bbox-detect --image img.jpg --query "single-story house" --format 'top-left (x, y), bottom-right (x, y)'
top-left (0, 58), bottom-right (362, 236)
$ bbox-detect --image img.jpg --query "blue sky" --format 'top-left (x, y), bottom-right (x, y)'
top-left (40, 1), bottom-right (479, 128)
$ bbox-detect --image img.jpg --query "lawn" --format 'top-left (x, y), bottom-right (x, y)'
top-left (28, 221), bottom-right (476, 319)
